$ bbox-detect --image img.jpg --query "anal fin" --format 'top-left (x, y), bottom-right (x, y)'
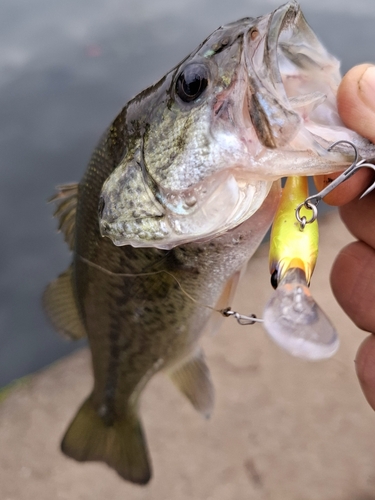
top-left (43, 265), bottom-right (86, 340)
top-left (168, 350), bottom-right (214, 418)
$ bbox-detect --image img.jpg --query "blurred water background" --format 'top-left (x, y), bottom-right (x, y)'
top-left (1, 0), bottom-right (375, 387)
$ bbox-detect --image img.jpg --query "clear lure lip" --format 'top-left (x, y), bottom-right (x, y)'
top-left (263, 267), bottom-right (339, 361)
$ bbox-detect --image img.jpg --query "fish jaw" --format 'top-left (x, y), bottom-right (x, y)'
top-left (100, 160), bottom-right (274, 249)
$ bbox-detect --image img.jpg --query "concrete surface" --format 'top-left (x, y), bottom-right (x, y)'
top-left (1, 211), bottom-right (375, 500)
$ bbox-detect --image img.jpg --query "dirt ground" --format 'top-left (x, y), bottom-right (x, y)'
top-left (1, 211), bottom-right (375, 500)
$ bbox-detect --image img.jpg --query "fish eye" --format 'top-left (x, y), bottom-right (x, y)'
top-left (175, 64), bottom-right (209, 103)
top-left (270, 269), bottom-right (279, 289)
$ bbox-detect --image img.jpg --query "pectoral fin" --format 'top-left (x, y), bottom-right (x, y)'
top-left (169, 350), bottom-right (214, 418)
top-left (49, 183), bottom-right (78, 250)
top-left (43, 265), bottom-right (86, 340)
top-left (204, 270), bottom-right (242, 336)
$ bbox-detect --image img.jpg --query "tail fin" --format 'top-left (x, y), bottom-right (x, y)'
top-left (61, 397), bottom-right (151, 485)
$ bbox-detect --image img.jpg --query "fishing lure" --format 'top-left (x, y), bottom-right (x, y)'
top-left (262, 176), bottom-right (339, 360)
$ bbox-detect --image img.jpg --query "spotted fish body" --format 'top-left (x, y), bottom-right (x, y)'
top-left (45, 1), bottom-right (375, 485)
top-left (46, 118), bottom-right (280, 484)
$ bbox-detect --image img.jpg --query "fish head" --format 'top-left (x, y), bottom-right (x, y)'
top-left (99, 1), bottom-right (374, 249)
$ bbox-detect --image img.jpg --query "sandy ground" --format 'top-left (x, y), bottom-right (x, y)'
top-left (1, 211), bottom-right (375, 500)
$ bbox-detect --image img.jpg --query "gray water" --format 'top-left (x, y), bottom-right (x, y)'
top-left (1, 0), bottom-right (375, 387)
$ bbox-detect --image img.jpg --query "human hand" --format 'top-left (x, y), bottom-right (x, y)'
top-left (315, 64), bottom-right (375, 410)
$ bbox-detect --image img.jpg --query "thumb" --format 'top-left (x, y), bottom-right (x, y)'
top-left (337, 63), bottom-right (375, 143)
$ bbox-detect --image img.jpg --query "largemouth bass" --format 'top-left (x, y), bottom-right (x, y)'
top-left (44, 1), bottom-right (375, 484)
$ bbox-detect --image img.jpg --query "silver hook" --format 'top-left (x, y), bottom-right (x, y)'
top-left (220, 308), bottom-right (263, 325)
top-left (295, 140), bottom-right (375, 228)
top-left (356, 162), bottom-right (375, 198)
top-left (303, 140), bottom-right (360, 207)
top-left (328, 139), bottom-right (359, 164)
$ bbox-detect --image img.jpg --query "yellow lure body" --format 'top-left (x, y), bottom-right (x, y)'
top-left (269, 176), bottom-right (318, 286)
top-left (263, 176), bottom-right (339, 360)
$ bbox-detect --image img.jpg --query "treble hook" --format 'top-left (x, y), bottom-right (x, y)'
top-left (295, 140), bottom-right (375, 226)
top-left (358, 162), bottom-right (375, 198)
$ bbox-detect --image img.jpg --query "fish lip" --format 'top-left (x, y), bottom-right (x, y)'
top-left (243, 2), bottom-right (302, 150)
top-left (264, 1), bottom-right (300, 94)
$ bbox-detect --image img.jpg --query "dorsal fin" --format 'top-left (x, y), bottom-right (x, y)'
top-left (49, 183), bottom-right (78, 250)
top-left (43, 265), bottom-right (86, 340)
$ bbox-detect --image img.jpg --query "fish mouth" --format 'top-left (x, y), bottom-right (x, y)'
top-left (246, 1), bottom-right (325, 149)
top-left (263, 1), bottom-right (302, 107)
top-left (243, 0), bottom-right (366, 175)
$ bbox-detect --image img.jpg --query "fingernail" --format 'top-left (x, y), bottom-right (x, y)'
top-left (358, 65), bottom-right (375, 112)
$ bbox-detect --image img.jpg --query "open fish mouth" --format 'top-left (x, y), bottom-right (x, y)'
top-left (243, 0), bottom-right (367, 174)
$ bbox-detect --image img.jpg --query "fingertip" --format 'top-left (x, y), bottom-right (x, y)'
top-left (337, 64), bottom-right (371, 119)
top-left (338, 64), bottom-right (375, 143)
top-left (356, 335), bottom-right (375, 411)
